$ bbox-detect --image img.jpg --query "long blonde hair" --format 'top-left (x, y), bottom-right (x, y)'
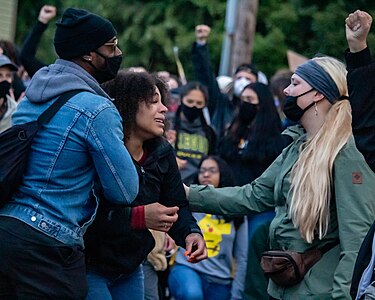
top-left (289, 56), bottom-right (352, 243)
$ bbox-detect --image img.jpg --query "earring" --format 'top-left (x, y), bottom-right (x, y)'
top-left (314, 102), bottom-right (318, 116)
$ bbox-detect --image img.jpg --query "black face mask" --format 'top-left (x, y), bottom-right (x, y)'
top-left (0, 81), bottom-right (11, 100)
top-left (181, 103), bottom-right (202, 123)
top-left (91, 51), bottom-right (123, 83)
top-left (238, 101), bottom-right (257, 126)
top-left (283, 89), bottom-right (315, 122)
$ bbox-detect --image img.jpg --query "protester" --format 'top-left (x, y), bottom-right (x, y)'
top-left (217, 82), bottom-right (290, 300)
top-left (0, 40), bottom-right (26, 100)
top-left (191, 24), bottom-right (259, 138)
top-left (186, 55), bottom-right (375, 299)
top-left (169, 155), bottom-right (247, 300)
top-left (344, 10), bottom-right (375, 172)
top-left (0, 8), bottom-right (138, 299)
top-left (219, 82), bottom-right (288, 186)
top-left (20, 4), bottom-right (57, 78)
top-left (84, 71), bottom-right (206, 300)
top-left (343, 10), bottom-right (375, 300)
top-left (0, 54), bottom-right (18, 133)
top-left (169, 81), bottom-right (217, 185)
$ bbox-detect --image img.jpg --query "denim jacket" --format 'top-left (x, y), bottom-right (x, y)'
top-left (0, 59), bottom-right (138, 248)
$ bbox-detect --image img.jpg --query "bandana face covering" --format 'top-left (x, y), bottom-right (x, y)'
top-left (181, 103), bottom-right (202, 122)
top-left (0, 81), bottom-right (11, 100)
top-left (91, 52), bottom-right (123, 83)
top-left (283, 89), bottom-right (315, 122)
top-left (238, 101), bottom-right (257, 126)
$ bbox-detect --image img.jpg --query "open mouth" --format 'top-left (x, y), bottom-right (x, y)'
top-left (155, 118), bottom-right (165, 126)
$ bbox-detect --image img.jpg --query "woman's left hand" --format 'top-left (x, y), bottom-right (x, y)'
top-left (184, 233), bottom-right (207, 263)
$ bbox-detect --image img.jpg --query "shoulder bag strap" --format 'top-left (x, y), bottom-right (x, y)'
top-left (37, 90), bottom-right (84, 126)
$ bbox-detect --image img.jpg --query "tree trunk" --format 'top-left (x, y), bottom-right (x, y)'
top-left (231, 0), bottom-right (258, 73)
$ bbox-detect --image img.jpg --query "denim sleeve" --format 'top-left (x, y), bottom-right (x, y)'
top-left (87, 106), bottom-right (138, 204)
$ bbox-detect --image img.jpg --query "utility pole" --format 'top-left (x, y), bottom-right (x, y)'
top-left (231, 0), bottom-right (259, 73)
top-left (0, 0), bottom-right (19, 42)
top-left (219, 0), bottom-right (238, 76)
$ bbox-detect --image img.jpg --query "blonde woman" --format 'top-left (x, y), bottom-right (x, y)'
top-left (185, 56), bottom-right (375, 299)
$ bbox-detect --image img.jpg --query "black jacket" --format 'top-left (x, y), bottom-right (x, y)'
top-left (20, 21), bottom-right (48, 77)
top-left (345, 47), bottom-right (375, 172)
top-left (85, 138), bottom-right (201, 276)
top-left (191, 42), bottom-right (236, 137)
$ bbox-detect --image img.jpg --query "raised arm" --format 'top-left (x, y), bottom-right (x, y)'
top-left (344, 10), bottom-right (375, 172)
top-left (20, 5), bottom-right (57, 77)
top-left (192, 25), bottom-right (232, 132)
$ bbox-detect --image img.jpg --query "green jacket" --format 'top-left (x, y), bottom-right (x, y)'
top-left (189, 133), bottom-right (375, 299)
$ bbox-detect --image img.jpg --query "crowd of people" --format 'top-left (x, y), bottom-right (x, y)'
top-left (0, 4), bottom-right (375, 300)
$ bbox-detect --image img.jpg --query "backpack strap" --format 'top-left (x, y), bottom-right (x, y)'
top-left (37, 90), bottom-right (84, 126)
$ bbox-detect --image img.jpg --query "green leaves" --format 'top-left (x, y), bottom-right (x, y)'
top-left (15, 0), bottom-right (375, 80)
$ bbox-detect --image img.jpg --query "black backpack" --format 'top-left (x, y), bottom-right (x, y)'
top-left (0, 90), bottom-right (81, 207)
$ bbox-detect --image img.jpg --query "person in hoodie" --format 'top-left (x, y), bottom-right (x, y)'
top-left (170, 81), bottom-right (217, 185)
top-left (0, 8), bottom-right (138, 299)
top-left (0, 54), bottom-right (18, 133)
top-left (84, 71), bottom-right (206, 300)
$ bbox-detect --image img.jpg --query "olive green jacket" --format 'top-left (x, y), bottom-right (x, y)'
top-left (189, 133), bottom-right (375, 299)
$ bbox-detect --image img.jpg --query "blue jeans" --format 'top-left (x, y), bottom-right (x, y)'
top-left (168, 264), bottom-right (231, 300)
top-left (86, 265), bottom-right (144, 300)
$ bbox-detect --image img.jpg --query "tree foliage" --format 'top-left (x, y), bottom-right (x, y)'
top-left (15, 0), bottom-right (375, 80)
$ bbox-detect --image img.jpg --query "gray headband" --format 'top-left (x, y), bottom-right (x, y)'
top-left (295, 60), bottom-right (340, 103)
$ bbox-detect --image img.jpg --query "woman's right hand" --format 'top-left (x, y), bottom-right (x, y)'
top-left (345, 10), bottom-right (372, 52)
top-left (144, 202), bottom-right (179, 232)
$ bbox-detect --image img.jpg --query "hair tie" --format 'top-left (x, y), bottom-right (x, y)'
top-left (338, 95), bottom-right (349, 101)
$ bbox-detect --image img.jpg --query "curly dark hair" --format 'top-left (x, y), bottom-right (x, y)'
top-left (101, 70), bottom-right (169, 140)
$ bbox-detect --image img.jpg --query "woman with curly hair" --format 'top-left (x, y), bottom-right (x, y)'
top-left (185, 56), bottom-right (375, 299)
top-left (84, 71), bottom-right (206, 300)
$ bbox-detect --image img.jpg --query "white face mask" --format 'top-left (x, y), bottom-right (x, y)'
top-left (233, 77), bottom-right (251, 97)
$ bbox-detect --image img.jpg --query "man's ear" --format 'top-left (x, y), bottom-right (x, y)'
top-left (82, 54), bottom-right (92, 62)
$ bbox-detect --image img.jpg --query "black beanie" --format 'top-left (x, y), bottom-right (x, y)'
top-left (54, 8), bottom-right (117, 59)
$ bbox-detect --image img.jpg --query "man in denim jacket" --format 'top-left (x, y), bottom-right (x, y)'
top-left (0, 8), bottom-right (138, 299)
